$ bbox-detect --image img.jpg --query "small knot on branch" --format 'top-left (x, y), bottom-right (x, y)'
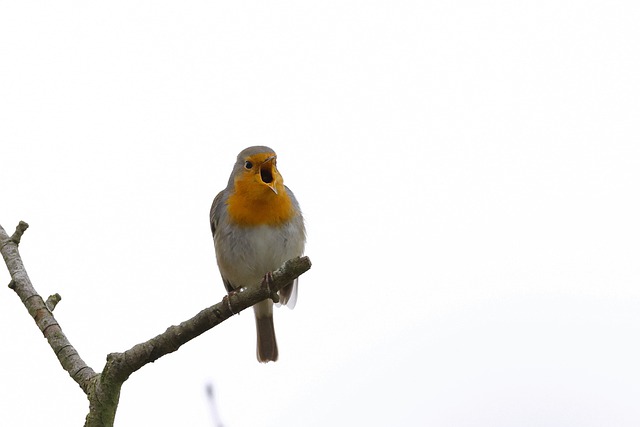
top-left (46, 293), bottom-right (62, 311)
top-left (11, 221), bottom-right (29, 244)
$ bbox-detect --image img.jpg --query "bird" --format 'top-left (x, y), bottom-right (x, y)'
top-left (210, 146), bottom-right (306, 362)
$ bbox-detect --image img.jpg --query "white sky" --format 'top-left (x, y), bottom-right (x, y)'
top-left (1, 1), bottom-right (640, 426)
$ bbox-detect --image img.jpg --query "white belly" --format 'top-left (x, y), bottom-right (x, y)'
top-left (215, 222), bottom-right (304, 288)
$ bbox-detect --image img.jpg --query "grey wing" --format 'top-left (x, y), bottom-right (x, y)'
top-left (278, 185), bottom-right (305, 309)
top-left (210, 190), bottom-right (235, 293)
top-left (278, 278), bottom-right (299, 308)
top-left (221, 277), bottom-right (235, 293)
top-left (209, 190), bottom-right (225, 238)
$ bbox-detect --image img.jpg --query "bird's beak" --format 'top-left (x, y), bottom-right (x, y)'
top-left (259, 156), bottom-right (278, 194)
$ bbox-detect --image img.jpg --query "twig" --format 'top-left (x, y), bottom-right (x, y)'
top-left (0, 222), bottom-right (97, 395)
top-left (11, 220), bottom-right (29, 244)
top-left (46, 293), bottom-right (62, 311)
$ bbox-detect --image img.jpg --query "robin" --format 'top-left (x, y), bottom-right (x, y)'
top-left (210, 146), bottom-right (306, 362)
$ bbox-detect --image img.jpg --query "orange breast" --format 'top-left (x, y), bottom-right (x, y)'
top-left (226, 181), bottom-right (295, 226)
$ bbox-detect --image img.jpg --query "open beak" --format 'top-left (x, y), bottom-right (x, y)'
top-left (259, 156), bottom-right (278, 194)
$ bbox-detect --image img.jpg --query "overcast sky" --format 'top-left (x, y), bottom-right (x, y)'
top-left (1, 1), bottom-right (640, 426)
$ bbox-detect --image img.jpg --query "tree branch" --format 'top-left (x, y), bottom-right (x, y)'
top-left (0, 222), bottom-right (98, 394)
top-left (121, 256), bottom-right (310, 373)
top-left (1, 221), bottom-right (312, 427)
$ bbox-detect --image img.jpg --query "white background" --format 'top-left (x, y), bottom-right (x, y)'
top-left (1, 1), bottom-right (639, 426)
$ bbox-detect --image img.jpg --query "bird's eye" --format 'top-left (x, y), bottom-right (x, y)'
top-left (244, 161), bottom-right (253, 169)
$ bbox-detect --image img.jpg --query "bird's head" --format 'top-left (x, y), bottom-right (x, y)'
top-left (229, 146), bottom-right (285, 199)
top-left (234, 149), bottom-right (282, 196)
top-left (226, 146), bottom-right (293, 226)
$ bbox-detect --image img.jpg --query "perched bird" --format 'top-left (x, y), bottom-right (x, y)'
top-left (210, 146), bottom-right (306, 362)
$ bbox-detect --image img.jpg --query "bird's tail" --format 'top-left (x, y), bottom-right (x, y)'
top-left (255, 314), bottom-right (278, 363)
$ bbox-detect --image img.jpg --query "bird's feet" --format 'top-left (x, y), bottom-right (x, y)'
top-left (223, 287), bottom-right (244, 315)
top-left (261, 271), bottom-right (280, 304)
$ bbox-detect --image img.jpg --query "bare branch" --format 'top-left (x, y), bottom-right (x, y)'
top-left (1, 221), bottom-right (312, 427)
top-left (0, 222), bottom-right (97, 394)
top-left (120, 256), bottom-right (310, 376)
top-left (84, 255), bottom-right (311, 426)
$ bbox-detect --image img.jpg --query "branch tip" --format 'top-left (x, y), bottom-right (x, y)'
top-left (11, 221), bottom-right (29, 244)
top-left (46, 293), bottom-right (62, 311)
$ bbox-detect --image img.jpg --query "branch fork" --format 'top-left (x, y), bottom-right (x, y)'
top-left (0, 221), bottom-right (312, 427)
